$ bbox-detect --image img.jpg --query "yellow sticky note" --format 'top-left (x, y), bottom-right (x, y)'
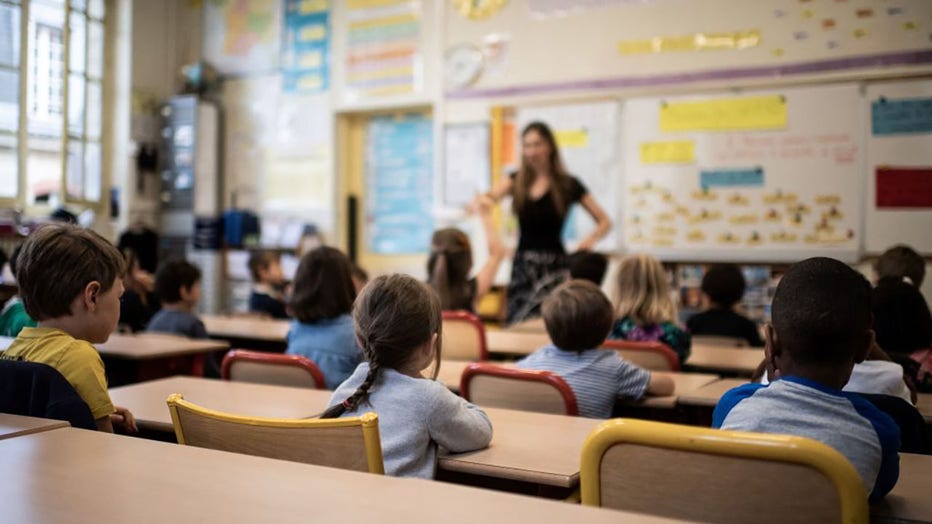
top-left (298, 74), bottom-right (323, 91)
top-left (660, 95), bottom-right (788, 132)
top-left (300, 24), bottom-right (327, 42)
top-left (347, 0), bottom-right (409, 9)
top-left (555, 129), bottom-right (589, 148)
top-left (618, 39), bottom-right (654, 55)
top-left (299, 0), bottom-right (328, 13)
top-left (640, 140), bottom-right (696, 164)
top-left (299, 50), bottom-right (323, 68)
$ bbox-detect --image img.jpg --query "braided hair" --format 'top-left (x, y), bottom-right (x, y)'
top-left (321, 274), bottom-right (443, 418)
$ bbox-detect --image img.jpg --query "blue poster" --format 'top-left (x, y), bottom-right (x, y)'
top-left (282, 0), bottom-right (329, 93)
top-left (367, 115), bottom-right (434, 254)
top-left (700, 167), bottom-right (765, 188)
top-left (871, 97), bottom-right (932, 136)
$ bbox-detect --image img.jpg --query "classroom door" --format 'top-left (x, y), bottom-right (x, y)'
top-left (336, 108), bottom-right (433, 277)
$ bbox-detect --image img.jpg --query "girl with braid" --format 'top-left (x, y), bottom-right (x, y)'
top-left (322, 274), bottom-right (493, 478)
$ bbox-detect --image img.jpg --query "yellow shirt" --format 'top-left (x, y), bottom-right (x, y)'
top-left (2, 327), bottom-right (114, 419)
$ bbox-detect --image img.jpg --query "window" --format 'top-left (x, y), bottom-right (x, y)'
top-left (0, 0), bottom-right (106, 209)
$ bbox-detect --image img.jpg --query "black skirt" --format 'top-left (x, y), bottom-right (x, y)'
top-left (506, 250), bottom-right (568, 325)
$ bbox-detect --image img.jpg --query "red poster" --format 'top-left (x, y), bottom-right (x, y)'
top-left (876, 167), bottom-right (932, 208)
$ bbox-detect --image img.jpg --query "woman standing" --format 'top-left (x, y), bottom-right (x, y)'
top-left (482, 121), bottom-right (612, 323)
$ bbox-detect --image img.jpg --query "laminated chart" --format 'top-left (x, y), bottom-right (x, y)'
top-left (622, 84), bottom-right (863, 262)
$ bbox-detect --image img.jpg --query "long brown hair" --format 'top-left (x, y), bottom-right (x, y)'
top-left (288, 246), bottom-right (356, 323)
top-left (613, 254), bottom-right (678, 326)
top-left (321, 274), bottom-right (443, 418)
top-left (513, 121), bottom-right (574, 216)
top-left (427, 228), bottom-right (473, 310)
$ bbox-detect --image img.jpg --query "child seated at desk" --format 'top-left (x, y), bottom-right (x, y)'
top-left (247, 251), bottom-right (288, 319)
top-left (324, 274), bottom-right (492, 479)
top-left (0, 224), bottom-right (136, 433)
top-left (713, 257), bottom-right (899, 501)
top-left (0, 245), bottom-right (36, 337)
top-left (147, 259), bottom-right (207, 339)
top-left (516, 280), bottom-right (674, 418)
top-left (608, 254), bottom-right (691, 365)
top-left (686, 264), bottom-right (764, 347)
top-left (286, 246), bottom-right (361, 389)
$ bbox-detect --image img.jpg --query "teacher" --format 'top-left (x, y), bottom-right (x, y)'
top-left (482, 121), bottom-right (612, 324)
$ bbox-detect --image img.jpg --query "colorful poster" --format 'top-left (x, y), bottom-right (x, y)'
top-left (344, 0), bottom-right (421, 100)
top-left (282, 0), bottom-right (330, 93)
top-left (876, 167), bottom-right (932, 208)
top-left (366, 114), bottom-right (433, 254)
top-left (204, 0), bottom-right (282, 75)
top-left (660, 95), bottom-right (788, 132)
top-left (871, 97), bottom-right (932, 136)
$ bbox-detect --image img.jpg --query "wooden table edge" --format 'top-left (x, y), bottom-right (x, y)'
top-left (0, 420), bottom-right (70, 440)
top-left (438, 458), bottom-right (577, 488)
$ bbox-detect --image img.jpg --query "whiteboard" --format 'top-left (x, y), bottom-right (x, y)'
top-left (620, 84), bottom-right (864, 263)
top-left (516, 101), bottom-right (621, 251)
top-left (864, 79), bottom-right (932, 255)
top-left (442, 123), bottom-right (490, 207)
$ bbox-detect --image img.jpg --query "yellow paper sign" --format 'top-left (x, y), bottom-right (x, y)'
top-left (660, 95), bottom-right (787, 132)
top-left (618, 30), bottom-right (760, 55)
top-left (555, 129), bottom-right (589, 148)
top-left (640, 140), bottom-right (696, 164)
top-left (300, 24), bottom-right (327, 42)
top-left (299, 0), bottom-right (328, 14)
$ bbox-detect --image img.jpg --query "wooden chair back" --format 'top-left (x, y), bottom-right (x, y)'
top-left (460, 363), bottom-right (577, 416)
top-left (220, 349), bottom-right (326, 389)
top-left (166, 393), bottom-right (384, 474)
top-left (580, 419), bottom-right (868, 524)
top-left (600, 340), bottom-right (680, 371)
top-left (441, 311), bottom-right (489, 361)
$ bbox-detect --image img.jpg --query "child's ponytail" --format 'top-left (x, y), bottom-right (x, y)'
top-left (426, 228), bottom-right (473, 311)
top-left (321, 274), bottom-right (442, 419)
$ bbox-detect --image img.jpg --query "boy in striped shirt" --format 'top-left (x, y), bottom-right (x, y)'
top-left (516, 280), bottom-right (674, 418)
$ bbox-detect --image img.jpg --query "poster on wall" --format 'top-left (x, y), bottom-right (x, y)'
top-left (204, 0), bottom-right (282, 75)
top-left (282, 0), bottom-right (330, 93)
top-left (621, 84), bottom-right (864, 262)
top-left (443, 123), bottom-right (490, 207)
top-left (343, 0), bottom-right (422, 101)
top-left (366, 114), bottom-right (434, 254)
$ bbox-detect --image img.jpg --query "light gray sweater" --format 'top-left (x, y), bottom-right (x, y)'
top-left (328, 363), bottom-right (493, 478)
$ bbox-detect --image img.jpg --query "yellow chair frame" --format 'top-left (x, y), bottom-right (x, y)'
top-left (580, 418), bottom-right (868, 524)
top-left (166, 393), bottom-right (385, 474)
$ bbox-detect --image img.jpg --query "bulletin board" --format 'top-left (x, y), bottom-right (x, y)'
top-left (515, 101), bottom-right (622, 252)
top-left (864, 79), bottom-right (932, 254)
top-left (621, 83), bottom-right (864, 262)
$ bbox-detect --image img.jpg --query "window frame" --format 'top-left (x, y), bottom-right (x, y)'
top-left (0, 0), bottom-right (109, 215)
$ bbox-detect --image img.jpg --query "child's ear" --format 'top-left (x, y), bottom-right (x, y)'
top-left (84, 281), bottom-right (102, 312)
top-left (854, 329), bottom-right (875, 364)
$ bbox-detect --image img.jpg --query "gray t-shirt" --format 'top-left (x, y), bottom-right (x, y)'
top-left (146, 310), bottom-right (207, 339)
top-left (328, 363), bottom-right (493, 478)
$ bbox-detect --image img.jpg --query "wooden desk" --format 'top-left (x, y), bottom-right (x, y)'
top-left (871, 453), bottom-right (932, 524)
top-left (685, 345), bottom-right (763, 376)
top-left (0, 428), bottom-right (679, 524)
top-left (109, 376), bottom-right (326, 432)
top-left (486, 330), bottom-right (551, 357)
top-left (98, 333), bottom-right (229, 360)
top-left (915, 393), bottom-right (931, 425)
top-left (0, 413), bottom-right (69, 440)
top-left (202, 314), bottom-right (290, 343)
top-left (638, 372), bottom-right (722, 409)
top-left (676, 378), bottom-right (749, 408)
top-left (112, 376), bottom-right (598, 489)
top-left (506, 317), bottom-right (547, 334)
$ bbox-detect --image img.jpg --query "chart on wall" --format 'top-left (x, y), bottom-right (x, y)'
top-left (865, 79), bottom-right (932, 254)
top-left (204, 0), bottom-right (282, 75)
top-left (621, 84), bottom-right (863, 262)
top-left (366, 114), bottom-right (434, 254)
top-left (516, 101), bottom-right (621, 251)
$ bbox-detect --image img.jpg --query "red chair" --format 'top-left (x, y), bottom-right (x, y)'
top-left (600, 340), bottom-right (680, 372)
top-left (441, 310), bottom-right (490, 361)
top-left (460, 362), bottom-right (578, 416)
top-left (221, 350), bottom-right (326, 389)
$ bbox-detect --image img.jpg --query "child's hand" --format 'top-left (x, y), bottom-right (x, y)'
top-left (111, 406), bottom-right (138, 433)
top-left (476, 194), bottom-right (496, 214)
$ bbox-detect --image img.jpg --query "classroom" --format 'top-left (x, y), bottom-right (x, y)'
top-left (0, 0), bottom-right (931, 522)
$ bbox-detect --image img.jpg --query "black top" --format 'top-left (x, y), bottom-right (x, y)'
top-left (119, 290), bottom-right (160, 333)
top-left (118, 228), bottom-right (160, 273)
top-left (686, 308), bottom-right (764, 347)
top-left (510, 173), bottom-right (588, 253)
top-left (872, 277), bottom-right (932, 355)
top-left (249, 291), bottom-right (289, 319)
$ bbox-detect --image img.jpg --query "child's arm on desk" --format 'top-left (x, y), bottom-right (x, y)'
top-left (97, 406), bottom-right (138, 433)
top-left (647, 373), bottom-right (675, 396)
